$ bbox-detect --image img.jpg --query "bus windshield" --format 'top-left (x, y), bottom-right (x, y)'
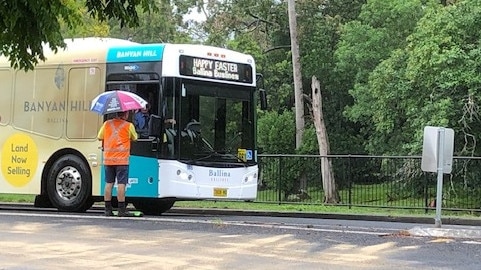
top-left (169, 79), bottom-right (255, 166)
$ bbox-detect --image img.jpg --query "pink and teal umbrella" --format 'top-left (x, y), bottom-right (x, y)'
top-left (90, 90), bottom-right (148, 115)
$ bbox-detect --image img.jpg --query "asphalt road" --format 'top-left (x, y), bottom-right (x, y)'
top-left (168, 207), bottom-right (481, 239)
top-left (0, 209), bottom-right (480, 270)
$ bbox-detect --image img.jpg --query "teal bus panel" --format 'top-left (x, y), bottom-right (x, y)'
top-left (100, 155), bottom-right (159, 198)
top-left (106, 44), bottom-right (165, 63)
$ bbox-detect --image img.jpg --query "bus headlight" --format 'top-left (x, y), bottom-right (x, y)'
top-left (177, 169), bottom-right (193, 181)
top-left (244, 172), bottom-right (257, 183)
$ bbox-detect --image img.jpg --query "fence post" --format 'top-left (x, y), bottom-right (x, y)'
top-left (278, 156), bottom-right (282, 205)
top-left (424, 172), bottom-right (429, 214)
top-left (348, 155), bottom-right (352, 209)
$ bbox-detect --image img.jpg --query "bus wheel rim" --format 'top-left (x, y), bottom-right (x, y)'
top-left (55, 166), bottom-right (82, 201)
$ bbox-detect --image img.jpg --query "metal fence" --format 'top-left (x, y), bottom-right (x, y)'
top-left (257, 154), bottom-right (481, 213)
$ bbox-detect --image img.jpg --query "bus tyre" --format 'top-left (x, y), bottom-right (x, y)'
top-left (47, 154), bottom-right (93, 212)
top-left (132, 198), bottom-right (175, 215)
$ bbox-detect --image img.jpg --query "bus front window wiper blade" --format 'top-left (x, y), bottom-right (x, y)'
top-left (193, 151), bottom-right (247, 165)
top-left (222, 152), bottom-right (247, 164)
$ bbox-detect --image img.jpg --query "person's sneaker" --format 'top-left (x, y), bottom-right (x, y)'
top-left (105, 209), bottom-right (114, 217)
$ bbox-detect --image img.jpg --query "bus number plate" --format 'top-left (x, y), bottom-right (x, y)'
top-left (213, 188), bottom-right (227, 197)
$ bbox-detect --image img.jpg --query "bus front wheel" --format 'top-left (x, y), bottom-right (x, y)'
top-left (47, 154), bottom-right (93, 212)
top-left (132, 198), bottom-right (175, 215)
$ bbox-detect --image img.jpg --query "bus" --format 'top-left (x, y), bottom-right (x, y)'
top-left (0, 37), bottom-right (267, 215)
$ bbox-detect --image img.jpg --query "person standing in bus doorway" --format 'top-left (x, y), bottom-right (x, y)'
top-left (134, 103), bottom-right (151, 138)
top-left (97, 110), bottom-right (138, 217)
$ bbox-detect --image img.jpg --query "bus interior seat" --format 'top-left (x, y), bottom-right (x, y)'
top-left (182, 120), bottom-right (200, 144)
top-left (185, 120), bottom-right (200, 133)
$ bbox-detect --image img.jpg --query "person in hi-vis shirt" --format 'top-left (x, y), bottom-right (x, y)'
top-left (97, 110), bottom-right (138, 217)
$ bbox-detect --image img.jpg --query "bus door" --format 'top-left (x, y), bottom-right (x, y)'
top-left (103, 71), bottom-right (161, 198)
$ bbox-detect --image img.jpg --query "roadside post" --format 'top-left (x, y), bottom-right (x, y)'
top-left (421, 126), bottom-right (454, 228)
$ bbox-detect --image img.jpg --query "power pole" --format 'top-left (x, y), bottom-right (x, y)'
top-left (287, 0), bottom-right (305, 149)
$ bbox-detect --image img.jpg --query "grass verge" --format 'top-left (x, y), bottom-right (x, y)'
top-left (2, 194), bottom-right (478, 219)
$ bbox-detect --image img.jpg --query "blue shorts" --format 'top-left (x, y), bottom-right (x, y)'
top-left (104, 165), bottom-right (129, 185)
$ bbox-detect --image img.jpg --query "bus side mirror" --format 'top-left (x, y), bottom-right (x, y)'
top-left (256, 73), bottom-right (267, 110)
top-left (148, 114), bottom-right (162, 138)
top-left (259, 89), bottom-right (267, 110)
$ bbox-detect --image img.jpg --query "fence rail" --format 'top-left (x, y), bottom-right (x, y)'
top-left (257, 154), bottom-right (481, 213)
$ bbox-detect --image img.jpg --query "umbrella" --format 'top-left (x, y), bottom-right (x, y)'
top-left (90, 90), bottom-right (148, 115)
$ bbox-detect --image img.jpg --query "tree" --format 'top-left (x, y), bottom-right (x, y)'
top-left (0, 0), bottom-right (156, 70)
top-left (310, 76), bottom-right (339, 203)
top-left (108, 1), bottom-right (191, 44)
top-left (59, 1), bottom-right (110, 38)
top-left (337, 0), bottom-right (437, 154)
top-left (357, 0), bottom-right (481, 156)
top-left (297, 0), bottom-right (366, 154)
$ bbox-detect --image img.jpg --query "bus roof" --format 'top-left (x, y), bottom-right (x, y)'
top-left (0, 37), bottom-right (255, 75)
top-left (106, 43), bottom-right (254, 65)
top-left (0, 37), bottom-right (138, 68)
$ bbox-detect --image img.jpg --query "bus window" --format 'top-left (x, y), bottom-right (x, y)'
top-left (176, 80), bottom-right (255, 164)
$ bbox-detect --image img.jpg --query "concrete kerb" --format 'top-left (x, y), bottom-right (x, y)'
top-left (408, 226), bottom-right (481, 239)
top-left (169, 207), bottom-right (481, 239)
top-left (169, 207), bottom-right (481, 225)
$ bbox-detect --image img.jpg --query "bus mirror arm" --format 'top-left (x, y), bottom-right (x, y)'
top-left (257, 73), bottom-right (267, 110)
top-left (259, 89), bottom-right (267, 110)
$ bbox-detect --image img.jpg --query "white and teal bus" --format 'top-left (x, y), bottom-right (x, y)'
top-left (0, 37), bottom-right (266, 214)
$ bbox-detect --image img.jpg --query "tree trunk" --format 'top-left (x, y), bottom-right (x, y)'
top-left (311, 76), bottom-right (339, 203)
top-left (287, 0), bottom-right (305, 150)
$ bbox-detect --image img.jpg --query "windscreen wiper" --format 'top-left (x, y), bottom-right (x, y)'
top-left (193, 150), bottom-right (247, 165)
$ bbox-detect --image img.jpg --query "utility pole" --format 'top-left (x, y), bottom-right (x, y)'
top-left (287, 0), bottom-right (305, 149)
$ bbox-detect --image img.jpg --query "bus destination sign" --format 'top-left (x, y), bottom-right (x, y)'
top-left (179, 55), bottom-right (253, 83)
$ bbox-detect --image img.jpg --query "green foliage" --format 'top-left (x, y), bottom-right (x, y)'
top-left (347, 50), bottom-right (415, 154)
top-left (257, 114), bottom-right (324, 198)
top-left (60, 2), bottom-right (110, 38)
top-left (108, 1), bottom-right (191, 43)
top-left (257, 110), bottom-right (299, 196)
top-left (346, 0), bottom-right (481, 156)
top-left (0, 0), bottom-right (155, 70)
top-left (85, 0), bottom-right (157, 28)
top-left (226, 34), bottom-right (265, 68)
top-left (296, 126), bottom-right (318, 154)
top-left (1, 0), bottom-right (79, 70)
top-left (339, 0), bottom-right (440, 155)
top-left (296, 0), bottom-right (366, 154)
top-left (257, 110), bottom-right (295, 154)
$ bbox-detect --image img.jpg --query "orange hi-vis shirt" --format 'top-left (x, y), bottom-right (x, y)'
top-left (97, 118), bottom-right (138, 165)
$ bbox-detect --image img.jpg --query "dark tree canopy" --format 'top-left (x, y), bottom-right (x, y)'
top-left (0, 0), bottom-right (156, 70)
